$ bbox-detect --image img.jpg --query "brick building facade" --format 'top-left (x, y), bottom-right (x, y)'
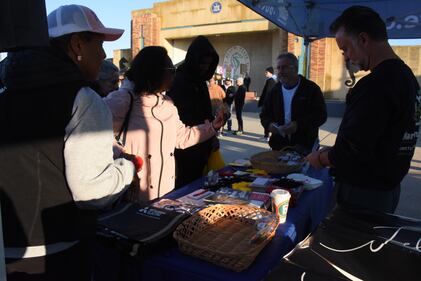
top-left (127, 0), bottom-right (421, 101)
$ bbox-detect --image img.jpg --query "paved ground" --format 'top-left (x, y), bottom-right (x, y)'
top-left (219, 112), bottom-right (421, 219)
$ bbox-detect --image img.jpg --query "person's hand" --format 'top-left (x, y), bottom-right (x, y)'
top-left (283, 121), bottom-right (297, 135)
top-left (212, 107), bottom-right (226, 130)
top-left (306, 151), bottom-right (323, 169)
top-left (120, 152), bottom-right (143, 172)
top-left (268, 123), bottom-right (280, 135)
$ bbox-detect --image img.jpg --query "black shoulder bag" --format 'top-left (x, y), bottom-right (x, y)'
top-left (115, 91), bottom-right (134, 146)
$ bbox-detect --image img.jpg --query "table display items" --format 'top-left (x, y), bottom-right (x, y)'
top-left (173, 204), bottom-right (278, 272)
top-left (97, 203), bottom-right (190, 258)
top-left (286, 173), bottom-right (323, 190)
top-left (269, 178), bottom-right (304, 207)
top-left (96, 158), bottom-right (324, 271)
top-left (250, 147), bottom-right (305, 174)
top-left (270, 189), bottom-right (291, 224)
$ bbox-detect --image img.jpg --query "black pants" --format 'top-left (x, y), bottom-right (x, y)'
top-left (225, 103), bottom-right (233, 131)
top-left (6, 241), bottom-right (92, 281)
top-left (235, 104), bottom-right (244, 132)
top-left (335, 182), bottom-right (401, 213)
top-left (263, 126), bottom-right (269, 138)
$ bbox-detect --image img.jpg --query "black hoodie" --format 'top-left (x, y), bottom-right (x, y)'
top-left (167, 35), bottom-right (219, 126)
top-left (167, 36), bottom-right (219, 188)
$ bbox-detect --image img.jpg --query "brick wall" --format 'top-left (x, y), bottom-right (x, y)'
top-left (132, 13), bottom-right (161, 58)
top-left (287, 33), bottom-right (295, 53)
top-left (309, 38), bottom-right (326, 89)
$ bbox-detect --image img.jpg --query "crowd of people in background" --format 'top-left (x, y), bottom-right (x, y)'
top-left (0, 3), bottom-right (419, 281)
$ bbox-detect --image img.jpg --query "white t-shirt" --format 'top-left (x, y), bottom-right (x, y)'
top-left (281, 81), bottom-right (300, 124)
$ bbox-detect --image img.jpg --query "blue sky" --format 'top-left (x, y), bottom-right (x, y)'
top-left (45, 0), bottom-right (165, 58)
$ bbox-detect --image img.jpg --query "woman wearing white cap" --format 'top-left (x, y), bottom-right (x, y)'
top-left (0, 5), bottom-right (138, 280)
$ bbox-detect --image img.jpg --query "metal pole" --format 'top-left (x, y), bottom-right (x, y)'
top-left (303, 37), bottom-right (311, 78)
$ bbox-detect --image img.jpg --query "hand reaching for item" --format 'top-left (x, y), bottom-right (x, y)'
top-left (283, 121), bottom-right (297, 135)
top-left (269, 122), bottom-right (297, 137)
top-left (305, 151), bottom-right (323, 169)
top-left (212, 106), bottom-right (227, 130)
top-left (268, 123), bottom-right (284, 136)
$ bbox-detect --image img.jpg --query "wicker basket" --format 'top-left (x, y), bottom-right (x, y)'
top-left (250, 147), bottom-right (304, 174)
top-left (173, 204), bottom-right (277, 272)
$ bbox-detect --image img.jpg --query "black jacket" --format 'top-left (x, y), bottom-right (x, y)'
top-left (258, 77), bottom-right (276, 107)
top-left (166, 36), bottom-right (219, 188)
top-left (234, 85), bottom-right (246, 108)
top-left (167, 35), bottom-right (218, 126)
top-left (223, 85), bottom-right (236, 105)
top-left (0, 48), bottom-right (96, 247)
top-left (260, 75), bottom-right (327, 151)
top-left (329, 59), bottom-right (420, 190)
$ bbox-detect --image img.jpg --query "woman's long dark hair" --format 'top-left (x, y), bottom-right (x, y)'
top-left (126, 46), bottom-right (171, 94)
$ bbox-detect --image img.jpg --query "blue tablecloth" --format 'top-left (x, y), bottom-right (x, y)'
top-left (137, 167), bottom-right (334, 281)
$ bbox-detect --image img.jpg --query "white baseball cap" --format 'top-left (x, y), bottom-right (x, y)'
top-left (47, 5), bottom-right (124, 41)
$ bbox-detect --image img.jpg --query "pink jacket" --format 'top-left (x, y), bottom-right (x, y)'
top-left (104, 80), bottom-right (216, 202)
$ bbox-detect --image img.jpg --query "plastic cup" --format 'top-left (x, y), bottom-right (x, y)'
top-left (270, 189), bottom-right (291, 224)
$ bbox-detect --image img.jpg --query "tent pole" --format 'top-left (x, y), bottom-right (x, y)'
top-left (303, 37), bottom-right (311, 78)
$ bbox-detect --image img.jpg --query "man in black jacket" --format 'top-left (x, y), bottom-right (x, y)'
top-left (234, 77), bottom-right (247, 135)
top-left (260, 53), bottom-right (327, 153)
top-left (307, 6), bottom-right (420, 213)
top-left (258, 66), bottom-right (277, 141)
top-left (167, 35), bottom-right (219, 188)
top-left (222, 78), bottom-right (236, 132)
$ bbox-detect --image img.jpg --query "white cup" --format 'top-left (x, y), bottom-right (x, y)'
top-left (270, 189), bottom-right (291, 224)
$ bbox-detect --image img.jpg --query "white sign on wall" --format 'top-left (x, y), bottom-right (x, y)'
top-left (223, 46), bottom-right (250, 79)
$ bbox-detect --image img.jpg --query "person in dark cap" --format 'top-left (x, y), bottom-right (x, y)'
top-left (167, 35), bottom-right (220, 188)
top-left (258, 66), bottom-right (277, 141)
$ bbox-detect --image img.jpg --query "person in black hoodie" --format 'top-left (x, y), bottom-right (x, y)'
top-left (167, 35), bottom-right (219, 188)
top-left (0, 5), bottom-right (137, 280)
top-left (307, 6), bottom-right (420, 213)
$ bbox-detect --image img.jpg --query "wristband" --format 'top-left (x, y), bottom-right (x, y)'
top-left (133, 155), bottom-right (143, 172)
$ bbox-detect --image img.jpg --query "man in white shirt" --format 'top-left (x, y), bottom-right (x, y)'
top-left (260, 53), bottom-right (327, 153)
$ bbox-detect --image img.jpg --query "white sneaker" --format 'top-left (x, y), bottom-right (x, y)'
top-left (258, 136), bottom-right (270, 142)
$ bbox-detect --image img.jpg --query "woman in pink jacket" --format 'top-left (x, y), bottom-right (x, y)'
top-left (105, 46), bottom-right (224, 202)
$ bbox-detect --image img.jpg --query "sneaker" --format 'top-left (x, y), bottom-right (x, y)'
top-left (235, 131), bottom-right (243, 135)
top-left (258, 136), bottom-right (269, 141)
